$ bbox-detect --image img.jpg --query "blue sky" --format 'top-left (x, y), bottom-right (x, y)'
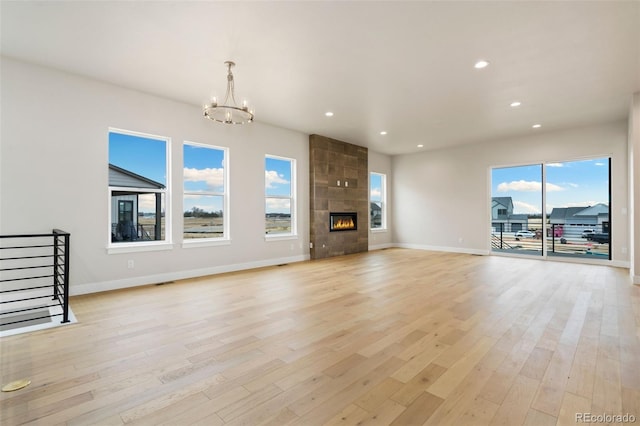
top-left (183, 144), bottom-right (225, 213)
top-left (109, 132), bottom-right (166, 185)
top-left (265, 157), bottom-right (292, 214)
top-left (370, 173), bottom-right (383, 201)
top-left (492, 158), bottom-right (609, 214)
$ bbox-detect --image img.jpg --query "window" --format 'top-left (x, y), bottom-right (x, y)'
top-left (108, 129), bottom-right (169, 245)
top-left (118, 200), bottom-right (133, 223)
top-left (370, 172), bottom-right (386, 230)
top-left (265, 155), bottom-right (295, 236)
top-left (183, 143), bottom-right (228, 241)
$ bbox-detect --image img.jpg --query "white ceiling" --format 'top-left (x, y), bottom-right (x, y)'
top-left (1, 1), bottom-right (639, 155)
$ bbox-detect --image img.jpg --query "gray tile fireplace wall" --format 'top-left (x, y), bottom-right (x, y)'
top-left (309, 134), bottom-right (368, 259)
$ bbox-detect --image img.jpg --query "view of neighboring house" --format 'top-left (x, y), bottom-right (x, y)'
top-left (491, 197), bottom-right (529, 233)
top-left (109, 164), bottom-right (164, 242)
top-left (370, 202), bottom-right (382, 228)
top-left (549, 203), bottom-right (610, 237)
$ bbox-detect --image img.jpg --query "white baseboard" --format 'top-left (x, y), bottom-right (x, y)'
top-left (368, 243), bottom-right (395, 251)
top-left (393, 243), bottom-right (490, 256)
top-left (610, 260), bottom-right (631, 268)
top-left (70, 254), bottom-right (310, 296)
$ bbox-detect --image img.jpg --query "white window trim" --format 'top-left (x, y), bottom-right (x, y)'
top-left (182, 141), bottom-right (230, 244)
top-left (265, 154), bottom-right (297, 239)
top-left (107, 128), bottom-right (171, 251)
top-left (107, 241), bottom-right (174, 255)
top-left (370, 172), bottom-right (387, 231)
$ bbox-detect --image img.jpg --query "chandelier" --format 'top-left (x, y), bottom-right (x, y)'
top-left (203, 61), bottom-right (254, 124)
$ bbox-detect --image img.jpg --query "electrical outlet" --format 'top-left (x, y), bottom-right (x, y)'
top-left (127, 260), bottom-right (134, 269)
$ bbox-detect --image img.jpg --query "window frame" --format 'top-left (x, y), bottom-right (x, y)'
top-left (370, 172), bottom-right (387, 231)
top-left (182, 141), bottom-right (230, 247)
top-left (265, 154), bottom-right (297, 240)
top-left (107, 127), bottom-right (172, 253)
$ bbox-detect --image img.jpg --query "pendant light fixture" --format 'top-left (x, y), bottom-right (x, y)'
top-left (203, 61), bottom-right (254, 124)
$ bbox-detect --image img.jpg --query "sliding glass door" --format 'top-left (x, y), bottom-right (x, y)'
top-left (491, 157), bottom-right (610, 261)
top-left (545, 158), bottom-right (610, 260)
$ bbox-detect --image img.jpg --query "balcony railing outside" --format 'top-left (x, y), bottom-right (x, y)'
top-left (491, 223), bottom-right (610, 260)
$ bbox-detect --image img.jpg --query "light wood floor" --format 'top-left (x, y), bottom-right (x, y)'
top-left (1, 248), bottom-right (639, 425)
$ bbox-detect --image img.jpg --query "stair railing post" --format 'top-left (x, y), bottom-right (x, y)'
top-left (62, 233), bottom-right (70, 323)
top-left (53, 231), bottom-right (59, 301)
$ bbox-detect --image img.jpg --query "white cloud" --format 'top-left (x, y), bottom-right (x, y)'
top-left (513, 200), bottom-right (541, 214)
top-left (564, 201), bottom-right (600, 207)
top-left (183, 167), bottom-right (224, 190)
top-left (497, 180), bottom-right (540, 192)
top-left (370, 188), bottom-right (381, 198)
top-left (497, 180), bottom-right (563, 192)
top-left (595, 162), bottom-right (605, 166)
top-left (545, 183), bottom-right (563, 191)
top-left (265, 170), bottom-right (289, 189)
top-left (266, 198), bottom-right (291, 212)
top-left (547, 182), bottom-right (564, 192)
top-left (547, 163), bottom-right (564, 167)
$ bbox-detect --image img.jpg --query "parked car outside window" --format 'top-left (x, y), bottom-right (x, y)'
top-left (586, 233), bottom-right (609, 243)
top-left (514, 230), bottom-right (536, 238)
top-left (581, 229), bottom-right (595, 238)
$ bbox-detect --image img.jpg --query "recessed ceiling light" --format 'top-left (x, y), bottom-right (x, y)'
top-left (417, 144), bottom-right (424, 148)
top-left (325, 111), bottom-right (334, 117)
top-left (532, 124), bottom-right (542, 128)
top-left (510, 101), bottom-right (522, 107)
top-left (474, 60), bottom-right (489, 69)
top-left (380, 131), bottom-right (387, 135)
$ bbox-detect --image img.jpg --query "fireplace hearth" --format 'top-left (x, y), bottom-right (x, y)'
top-left (330, 212), bottom-right (357, 232)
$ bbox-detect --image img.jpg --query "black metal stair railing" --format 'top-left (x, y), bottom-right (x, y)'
top-left (0, 229), bottom-right (70, 329)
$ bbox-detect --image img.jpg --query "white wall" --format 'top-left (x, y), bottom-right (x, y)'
top-left (0, 57), bottom-right (311, 295)
top-left (630, 92), bottom-right (640, 283)
top-left (392, 121), bottom-right (630, 266)
top-left (368, 150), bottom-right (393, 249)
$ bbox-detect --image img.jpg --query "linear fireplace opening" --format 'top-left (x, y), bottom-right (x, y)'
top-left (330, 212), bottom-right (357, 232)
